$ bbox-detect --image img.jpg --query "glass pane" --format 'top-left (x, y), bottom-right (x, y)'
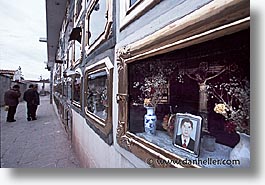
top-left (76, 0), bottom-right (82, 18)
top-left (67, 79), bottom-right (72, 100)
top-left (73, 76), bottom-right (81, 103)
top-left (86, 70), bottom-right (108, 120)
top-left (127, 29), bottom-right (250, 149)
top-left (75, 41), bottom-right (81, 61)
top-left (63, 81), bottom-right (67, 97)
top-left (130, 0), bottom-right (138, 7)
top-left (89, 0), bottom-right (107, 44)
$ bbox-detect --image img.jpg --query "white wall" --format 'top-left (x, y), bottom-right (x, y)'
top-left (71, 110), bottom-right (140, 168)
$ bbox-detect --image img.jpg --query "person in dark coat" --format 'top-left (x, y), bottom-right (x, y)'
top-left (4, 85), bottom-right (21, 122)
top-left (23, 84), bottom-right (38, 121)
top-left (175, 118), bottom-right (195, 151)
top-left (32, 84), bottom-right (40, 119)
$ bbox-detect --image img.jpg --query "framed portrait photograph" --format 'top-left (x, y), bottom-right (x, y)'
top-left (172, 113), bottom-right (202, 157)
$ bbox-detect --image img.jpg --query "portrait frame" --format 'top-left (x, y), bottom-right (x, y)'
top-left (173, 113), bottom-right (202, 157)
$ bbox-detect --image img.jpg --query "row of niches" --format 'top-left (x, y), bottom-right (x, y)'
top-left (127, 29), bottom-right (250, 162)
top-left (54, 29), bottom-right (250, 167)
top-left (54, 70), bottom-right (109, 121)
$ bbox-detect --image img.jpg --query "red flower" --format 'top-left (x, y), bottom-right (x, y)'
top-left (224, 122), bottom-right (237, 134)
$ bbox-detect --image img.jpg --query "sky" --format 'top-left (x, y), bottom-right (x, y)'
top-left (0, 0), bottom-right (50, 80)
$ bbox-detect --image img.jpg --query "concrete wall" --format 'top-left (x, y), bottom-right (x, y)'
top-left (0, 75), bottom-right (12, 106)
top-left (71, 110), bottom-right (145, 168)
top-left (117, 0), bottom-right (213, 46)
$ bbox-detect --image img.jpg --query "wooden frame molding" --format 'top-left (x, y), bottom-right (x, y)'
top-left (116, 0), bottom-right (249, 168)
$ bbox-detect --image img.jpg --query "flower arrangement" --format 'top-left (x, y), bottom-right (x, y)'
top-left (207, 77), bottom-right (250, 134)
top-left (133, 73), bottom-right (167, 108)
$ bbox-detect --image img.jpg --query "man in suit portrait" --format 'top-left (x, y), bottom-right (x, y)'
top-left (175, 118), bottom-right (195, 151)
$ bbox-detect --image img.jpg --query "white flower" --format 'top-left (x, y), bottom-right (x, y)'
top-left (207, 77), bottom-right (250, 134)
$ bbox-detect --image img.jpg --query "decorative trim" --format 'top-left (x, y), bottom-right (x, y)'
top-left (116, 46), bottom-right (131, 73)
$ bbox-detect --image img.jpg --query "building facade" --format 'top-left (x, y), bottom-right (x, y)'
top-left (45, 0), bottom-right (250, 168)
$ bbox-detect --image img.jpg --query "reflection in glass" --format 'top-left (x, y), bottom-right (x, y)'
top-left (75, 41), bottom-right (82, 61)
top-left (73, 77), bottom-right (81, 103)
top-left (89, 0), bottom-right (107, 44)
top-left (86, 70), bottom-right (108, 120)
top-left (130, 0), bottom-right (138, 7)
top-left (76, 0), bottom-right (83, 18)
top-left (67, 85), bottom-right (72, 100)
top-left (62, 75), bottom-right (73, 100)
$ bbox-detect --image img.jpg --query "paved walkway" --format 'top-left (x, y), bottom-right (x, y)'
top-left (0, 95), bottom-right (80, 168)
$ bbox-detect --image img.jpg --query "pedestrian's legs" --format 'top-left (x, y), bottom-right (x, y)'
top-left (33, 105), bottom-right (38, 119)
top-left (27, 104), bottom-right (32, 121)
top-left (7, 106), bottom-right (17, 122)
top-left (30, 105), bottom-right (36, 120)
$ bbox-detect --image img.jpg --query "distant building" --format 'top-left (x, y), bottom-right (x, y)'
top-left (0, 69), bottom-right (16, 79)
top-left (0, 67), bottom-right (24, 82)
top-left (0, 74), bottom-right (12, 106)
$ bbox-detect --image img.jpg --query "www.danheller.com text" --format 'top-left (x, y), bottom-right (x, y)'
top-left (146, 157), bottom-right (241, 167)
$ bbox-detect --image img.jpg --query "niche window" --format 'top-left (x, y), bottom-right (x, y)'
top-left (89, 0), bottom-right (107, 45)
top-left (130, 0), bottom-right (139, 7)
top-left (117, 27), bottom-right (250, 168)
top-left (72, 73), bottom-right (82, 108)
top-left (85, 0), bottom-right (113, 54)
top-left (119, 0), bottom-right (160, 29)
top-left (84, 58), bottom-right (113, 144)
top-left (75, 0), bottom-right (83, 20)
top-left (86, 70), bottom-right (108, 120)
top-left (62, 77), bottom-right (73, 101)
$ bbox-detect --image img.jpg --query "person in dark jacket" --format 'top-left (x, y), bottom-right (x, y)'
top-left (32, 84), bottom-right (40, 119)
top-left (175, 118), bottom-right (195, 151)
top-left (23, 84), bottom-right (38, 121)
top-left (4, 85), bottom-right (21, 122)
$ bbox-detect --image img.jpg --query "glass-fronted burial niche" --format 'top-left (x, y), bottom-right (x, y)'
top-left (86, 70), bottom-right (108, 120)
top-left (89, 0), bottom-right (107, 45)
top-left (128, 29), bottom-right (250, 152)
top-left (73, 74), bottom-right (81, 105)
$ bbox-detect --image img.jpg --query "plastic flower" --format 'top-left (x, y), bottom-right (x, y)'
top-left (207, 77), bottom-right (250, 134)
top-left (134, 72), bottom-right (167, 108)
top-left (144, 98), bottom-right (152, 107)
top-left (214, 103), bottom-right (227, 115)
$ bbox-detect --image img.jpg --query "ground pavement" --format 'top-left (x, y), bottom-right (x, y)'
top-left (0, 95), bottom-right (80, 168)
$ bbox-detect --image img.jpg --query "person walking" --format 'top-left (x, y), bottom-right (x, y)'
top-left (32, 84), bottom-right (40, 119)
top-left (4, 84), bottom-right (21, 122)
top-left (23, 84), bottom-right (37, 121)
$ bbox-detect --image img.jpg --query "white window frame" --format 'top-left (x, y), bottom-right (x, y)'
top-left (119, 0), bottom-right (161, 30)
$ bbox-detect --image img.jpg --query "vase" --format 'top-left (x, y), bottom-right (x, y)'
top-left (229, 132), bottom-right (250, 168)
top-left (144, 107), bottom-right (157, 135)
